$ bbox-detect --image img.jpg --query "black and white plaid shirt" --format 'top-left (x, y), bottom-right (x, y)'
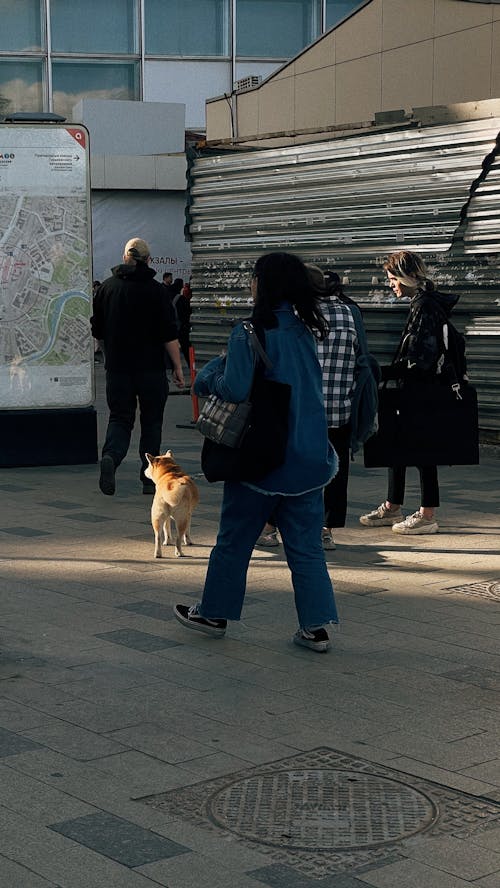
top-left (317, 298), bottom-right (358, 428)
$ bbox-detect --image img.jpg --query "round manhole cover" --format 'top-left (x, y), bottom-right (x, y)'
top-left (207, 769), bottom-right (438, 850)
top-left (486, 582), bottom-right (500, 600)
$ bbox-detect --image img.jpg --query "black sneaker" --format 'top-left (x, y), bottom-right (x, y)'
top-left (174, 604), bottom-right (227, 638)
top-left (99, 455), bottom-right (115, 495)
top-left (293, 627), bottom-right (330, 652)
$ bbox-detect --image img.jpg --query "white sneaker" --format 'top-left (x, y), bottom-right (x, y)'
top-left (392, 511), bottom-right (438, 535)
top-left (359, 502), bottom-right (403, 527)
top-left (255, 530), bottom-right (280, 547)
top-left (322, 529), bottom-right (336, 550)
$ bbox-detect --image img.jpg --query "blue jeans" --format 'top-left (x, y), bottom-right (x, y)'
top-left (199, 482), bottom-right (339, 630)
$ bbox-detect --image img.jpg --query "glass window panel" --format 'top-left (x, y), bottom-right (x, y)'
top-left (326, 0), bottom-right (362, 29)
top-left (145, 0), bottom-right (229, 56)
top-left (51, 0), bottom-right (137, 54)
top-left (237, 0), bottom-right (321, 58)
top-left (0, 0), bottom-right (43, 51)
top-left (52, 61), bottom-right (139, 121)
top-left (0, 60), bottom-right (44, 116)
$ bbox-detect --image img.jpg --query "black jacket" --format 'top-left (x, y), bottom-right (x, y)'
top-left (383, 283), bottom-right (459, 384)
top-left (91, 262), bottom-right (178, 372)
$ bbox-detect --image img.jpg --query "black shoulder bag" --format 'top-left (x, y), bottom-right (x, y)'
top-left (199, 322), bottom-right (291, 483)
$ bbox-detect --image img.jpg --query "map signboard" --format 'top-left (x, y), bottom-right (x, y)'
top-left (0, 124), bottom-right (93, 409)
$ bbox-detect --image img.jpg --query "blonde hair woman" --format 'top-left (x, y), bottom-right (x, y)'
top-left (359, 250), bottom-right (459, 535)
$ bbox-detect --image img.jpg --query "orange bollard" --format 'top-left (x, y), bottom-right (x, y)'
top-left (189, 345), bottom-right (199, 422)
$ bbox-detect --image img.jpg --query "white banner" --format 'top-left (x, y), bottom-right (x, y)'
top-left (91, 191), bottom-right (192, 286)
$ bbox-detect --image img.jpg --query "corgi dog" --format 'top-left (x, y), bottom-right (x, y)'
top-left (144, 450), bottom-right (199, 558)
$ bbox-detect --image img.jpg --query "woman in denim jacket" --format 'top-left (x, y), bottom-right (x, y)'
top-left (174, 252), bottom-right (339, 652)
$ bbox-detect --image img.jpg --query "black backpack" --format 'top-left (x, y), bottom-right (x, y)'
top-left (433, 304), bottom-right (469, 392)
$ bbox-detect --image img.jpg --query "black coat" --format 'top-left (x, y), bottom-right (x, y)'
top-left (382, 284), bottom-right (459, 385)
top-left (91, 263), bottom-right (178, 372)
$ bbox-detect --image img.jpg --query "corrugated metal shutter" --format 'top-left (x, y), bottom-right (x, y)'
top-left (186, 117), bottom-right (500, 431)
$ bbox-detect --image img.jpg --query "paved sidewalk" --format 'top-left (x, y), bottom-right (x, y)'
top-left (0, 365), bottom-right (499, 888)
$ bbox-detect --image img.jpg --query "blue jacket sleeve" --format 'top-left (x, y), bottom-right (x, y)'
top-left (193, 324), bottom-right (255, 401)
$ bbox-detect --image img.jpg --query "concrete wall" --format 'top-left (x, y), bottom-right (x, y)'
top-left (206, 0), bottom-right (500, 143)
top-left (72, 98), bottom-right (187, 190)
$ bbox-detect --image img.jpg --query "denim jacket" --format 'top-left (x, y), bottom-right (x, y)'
top-left (194, 303), bottom-right (337, 495)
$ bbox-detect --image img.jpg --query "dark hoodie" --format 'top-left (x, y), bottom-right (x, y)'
top-left (91, 262), bottom-right (178, 372)
top-left (384, 282), bottom-right (459, 384)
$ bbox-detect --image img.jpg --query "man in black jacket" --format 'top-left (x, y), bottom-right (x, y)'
top-left (91, 237), bottom-right (184, 495)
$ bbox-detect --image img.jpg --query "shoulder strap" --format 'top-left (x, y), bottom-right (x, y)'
top-left (349, 303), bottom-right (369, 357)
top-left (242, 320), bottom-right (273, 370)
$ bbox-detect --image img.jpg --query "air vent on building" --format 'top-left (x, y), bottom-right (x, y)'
top-left (234, 76), bottom-right (261, 93)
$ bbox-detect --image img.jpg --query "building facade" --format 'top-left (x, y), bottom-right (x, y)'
top-left (0, 0), bottom-right (361, 130)
top-left (205, 0), bottom-right (500, 143)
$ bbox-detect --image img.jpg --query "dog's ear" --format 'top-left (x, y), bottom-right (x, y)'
top-left (145, 453), bottom-right (154, 464)
top-left (166, 449), bottom-right (173, 458)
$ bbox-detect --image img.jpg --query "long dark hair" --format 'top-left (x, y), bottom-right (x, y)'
top-left (251, 252), bottom-right (328, 339)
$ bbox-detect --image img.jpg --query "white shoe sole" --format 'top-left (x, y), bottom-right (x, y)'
top-left (293, 635), bottom-right (330, 653)
top-left (392, 523), bottom-right (438, 535)
top-left (359, 516), bottom-right (402, 527)
top-left (174, 607), bottom-right (226, 637)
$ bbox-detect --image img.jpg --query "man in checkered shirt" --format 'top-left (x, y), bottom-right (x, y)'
top-left (315, 268), bottom-right (358, 550)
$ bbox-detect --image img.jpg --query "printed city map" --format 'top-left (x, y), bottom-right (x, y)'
top-left (0, 125), bottom-right (92, 409)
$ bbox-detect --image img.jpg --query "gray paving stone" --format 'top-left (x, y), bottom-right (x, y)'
top-left (0, 806), bottom-right (170, 887)
top-left (459, 757), bottom-right (500, 786)
top-left (0, 765), bottom-right (96, 822)
top-left (116, 599), bottom-right (176, 621)
top-left (95, 629), bottom-right (181, 652)
top-left (50, 811), bottom-right (189, 867)
top-left (92, 750), bottom-right (191, 795)
top-left (137, 852), bottom-right (263, 887)
top-left (387, 756), bottom-right (500, 798)
top-left (22, 721), bottom-right (128, 761)
top-left (0, 700), bottom-right (57, 732)
top-left (358, 858), bottom-right (475, 887)
top-left (105, 722), bottom-right (215, 763)
top-left (64, 513), bottom-right (116, 522)
top-left (0, 726), bottom-right (43, 757)
top-left (474, 875), bottom-right (500, 887)
top-left (38, 499), bottom-right (87, 509)
top-left (406, 835), bottom-right (500, 880)
top-left (0, 854), bottom-right (57, 887)
top-left (249, 863), bottom-right (365, 887)
top-left (470, 824), bottom-right (500, 851)
top-left (0, 526), bottom-right (52, 537)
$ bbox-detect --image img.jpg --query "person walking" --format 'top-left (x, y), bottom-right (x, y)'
top-left (173, 279), bottom-right (192, 366)
top-left (254, 266), bottom-right (363, 553)
top-left (91, 237), bottom-right (184, 496)
top-left (359, 250), bottom-right (458, 535)
top-left (174, 251), bottom-right (339, 652)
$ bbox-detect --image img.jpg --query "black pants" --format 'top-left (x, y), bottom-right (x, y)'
top-left (179, 331), bottom-right (190, 365)
top-left (103, 370), bottom-right (168, 482)
top-left (324, 422), bottom-right (351, 528)
top-left (388, 466), bottom-right (440, 508)
top-left (267, 422), bottom-right (352, 531)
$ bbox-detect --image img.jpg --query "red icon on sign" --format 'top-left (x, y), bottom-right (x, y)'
top-left (67, 128), bottom-right (86, 148)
